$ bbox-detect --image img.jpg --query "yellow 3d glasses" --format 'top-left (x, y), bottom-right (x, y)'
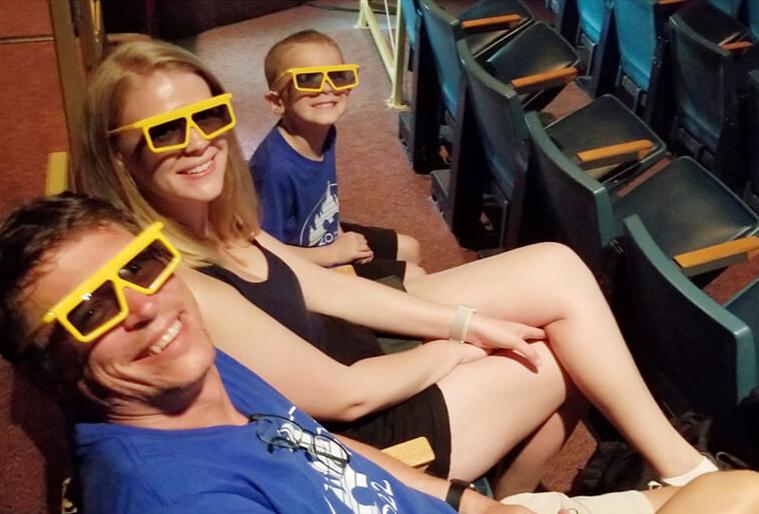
top-left (42, 222), bottom-right (181, 343)
top-left (276, 64), bottom-right (360, 93)
top-left (108, 93), bottom-right (236, 154)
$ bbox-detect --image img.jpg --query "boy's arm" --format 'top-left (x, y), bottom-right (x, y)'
top-left (337, 436), bottom-right (537, 514)
top-left (285, 231), bottom-right (374, 267)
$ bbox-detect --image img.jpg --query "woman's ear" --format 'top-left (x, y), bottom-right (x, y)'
top-left (265, 90), bottom-right (286, 115)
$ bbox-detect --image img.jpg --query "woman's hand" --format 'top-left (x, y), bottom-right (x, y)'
top-left (465, 314), bottom-right (545, 369)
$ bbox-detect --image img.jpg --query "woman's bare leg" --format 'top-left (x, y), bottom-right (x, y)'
top-left (494, 381), bottom-right (586, 497)
top-left (435, 341), bottom-right (572, 489)
top-left (406, 242), bottom-right (703, 479)
top-left (645, 471), bottom-right (759, 513)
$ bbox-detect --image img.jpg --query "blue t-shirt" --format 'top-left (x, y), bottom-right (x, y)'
top-left (250, 125), bottom-right (340, 247)
top-left (74, 350), bottom-right (455, 514)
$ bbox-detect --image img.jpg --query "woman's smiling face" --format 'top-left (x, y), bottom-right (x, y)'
top-left (112, 69), bottom-right (230, 213)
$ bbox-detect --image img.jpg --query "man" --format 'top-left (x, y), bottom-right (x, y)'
top-left (1, 193), bottom-right (757, 514)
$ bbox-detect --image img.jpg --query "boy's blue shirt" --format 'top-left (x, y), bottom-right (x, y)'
top-left (250, 124), bottom-right (340, 247)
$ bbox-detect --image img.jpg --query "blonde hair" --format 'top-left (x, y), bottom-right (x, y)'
top-left (264, 30), bottom-right (344, 89)
top-left (75, 40), bottom-right (260, 267)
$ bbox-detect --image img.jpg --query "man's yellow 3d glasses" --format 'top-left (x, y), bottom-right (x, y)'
top-left (42, 222), bottom-right (181, 343)
top-left (276, 64), bottom-right (360, 93)
top-left (108, 93), bottom-right (236, 154)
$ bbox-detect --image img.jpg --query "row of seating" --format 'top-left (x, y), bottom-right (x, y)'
top-left (555, 0), bottom-right (759, 194)
top-left (398, 0), bottom-right (759, 442)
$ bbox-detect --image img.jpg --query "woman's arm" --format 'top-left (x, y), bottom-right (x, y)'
top-left (256, 231), bottom-right (544, 366)
top-left (179, 267), bottom-right (486, 421)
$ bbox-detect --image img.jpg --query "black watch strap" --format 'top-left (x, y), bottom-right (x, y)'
top-left (445, 479), bottom-right (474, 512)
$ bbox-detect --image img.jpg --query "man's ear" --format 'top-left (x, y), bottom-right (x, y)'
top-left (265, 90), bottom-right (286, 115)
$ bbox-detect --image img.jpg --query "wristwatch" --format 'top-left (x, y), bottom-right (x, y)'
top-left (445, 479), bottom-right (476, 512)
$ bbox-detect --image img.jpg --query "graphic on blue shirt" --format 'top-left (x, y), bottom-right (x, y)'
top-left (251, 125), bottom-right (341, 248)
top-left (300, 182), bottom-right (339, 247)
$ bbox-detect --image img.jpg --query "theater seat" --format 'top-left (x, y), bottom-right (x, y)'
top-left (524, 109), bottom-right (759, 281)
top-left (612, 0), bottom-right (684, 133)
top-left (399, 0), bottom-right (533, 172)
top-left (545, 94), bottom-right (665, 190)
top-left (667, 2), bottom-right (759, 191)
top-left (441, 39), bottom-right (533, 249)
top-left (574, 0), bottom-right (617, 96)
top-left (620, 214), bottom-right (759, 419)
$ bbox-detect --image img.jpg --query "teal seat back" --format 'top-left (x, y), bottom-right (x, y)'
top-left (401, 0), bottom-right (420, 49)
top-left (420, 0), bottom-right (463, 115)
top-left (614, 0), bottom-right (657, 91)
top-left (577, 0), bottom-right (607, 44)
top-left (621, 215), bottom-right (759, 416)
top-left (524, 110), bottom-right (616, 270)
top-left (458, 39), bottom-right (529, 244)
top-left (669, 6), bottom-right (733, 152)
top-left (748, 0), bottom-right (759, 40)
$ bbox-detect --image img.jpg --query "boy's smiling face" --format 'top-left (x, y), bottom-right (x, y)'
top-left (270, 42), bottom-right (352, 127)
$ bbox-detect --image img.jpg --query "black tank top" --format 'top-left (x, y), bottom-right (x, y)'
top-left (199, 241), bottom-right (382, 364)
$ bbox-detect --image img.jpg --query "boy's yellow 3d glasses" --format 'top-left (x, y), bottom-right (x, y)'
top-left (276, 64), bottom-right (360, 93)
top-left (108, 93), bottom-right (236, 154)
top-left (42, 222), bottom-right (181, 343)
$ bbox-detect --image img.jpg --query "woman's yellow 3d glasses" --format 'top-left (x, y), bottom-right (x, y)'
top-left (276, 64), bottom-right (360, 93)
top-left (108, 93), bottom-right (236, 154)
top-left (42, 222), bottom-right (181, 343)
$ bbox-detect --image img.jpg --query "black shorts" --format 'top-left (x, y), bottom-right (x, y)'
top-left (324, 385), bottom-right (452, 478)
top-left (341, 222), bottom-right (398, 259)
top-left (341, 222), bottom-right (407, 281)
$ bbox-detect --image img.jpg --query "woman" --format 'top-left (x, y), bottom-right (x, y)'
top-left (76, 40), bottom-right (713, 497)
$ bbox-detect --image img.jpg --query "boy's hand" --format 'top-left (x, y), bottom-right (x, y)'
top-left (333, 231), bottom-right (374, 264)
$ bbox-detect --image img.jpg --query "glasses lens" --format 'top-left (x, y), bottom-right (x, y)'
top-left (118, 240), bottom-right (173, 289)
top-left (147, 118), bottom-right (187, 149)
top-left (327, 70), bottom-right (357, 87)
top-left (67, 281), bottom-right (121, 337)
top-left (295, 72), bottom-right (325, 90)
top-left (255, 416), bottom-right (303, 448)
top-left (312, 434), bottom-right (350, 474)
top-left (191, 104), bottom-right (232, 136)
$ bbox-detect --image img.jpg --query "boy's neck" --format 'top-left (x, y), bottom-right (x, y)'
top-left (278, 117), bottom-right (332, 161)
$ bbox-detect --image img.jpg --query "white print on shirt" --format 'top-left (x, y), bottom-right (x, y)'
top-left (282, 405), bottom-right (400, 513)
top-left (299, 182), bottom-right (339, 247)
top-left (293, 431), bottom-right (398, 514)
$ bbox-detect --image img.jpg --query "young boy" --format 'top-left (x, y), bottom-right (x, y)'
top-left (250, 30), bottom-right (424, 282)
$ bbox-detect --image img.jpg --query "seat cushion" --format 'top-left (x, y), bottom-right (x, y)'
top-left (546, 95), bottom-right (665, 186)
top-left (614, 156), bottom-right (759, 257)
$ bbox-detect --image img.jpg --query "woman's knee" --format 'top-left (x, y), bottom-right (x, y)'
top-left (525, 242), bottom-right (589, 275)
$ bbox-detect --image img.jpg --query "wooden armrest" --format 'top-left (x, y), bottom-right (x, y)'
top-left (658, 0), bottom-right (687, 5)
top-left (46, 151), bottom-right (70, 196)
top-left (673, 236), bottom-right (759, 276)
top-left (332, 264), bottom-right (357, 276)
top-left (575, 139), bottom-right (655, 170)
top-left (721, 41), bottom-right (753, 52)
top-left (461, 14), bottom-right (522, 32)
top-left (382, 436), bottom-right (435, 469)
top-left (510, 67), bottom-right (578, 94)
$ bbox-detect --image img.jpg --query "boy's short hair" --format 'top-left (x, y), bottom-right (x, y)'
top-left (264, 30), bottom-right (344, 89)
top-left (0, 193), bottom-right (139, 391)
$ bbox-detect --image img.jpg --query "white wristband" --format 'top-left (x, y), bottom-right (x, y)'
top-left (449, 305), bottom-right (478, 344)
